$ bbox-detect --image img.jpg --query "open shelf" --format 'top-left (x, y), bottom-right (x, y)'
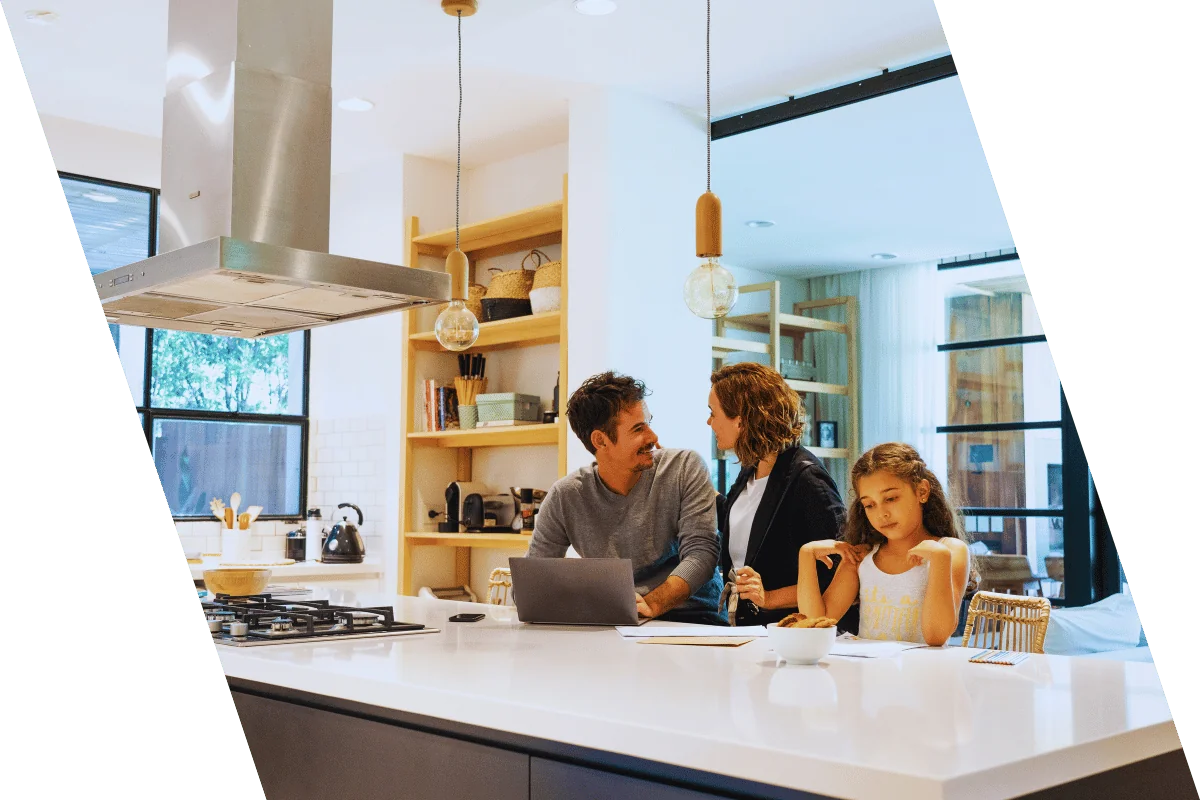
top-left (712, 336), bottom-right (770, 357)
top-left (401, 179), bottom-right (569, 597)
top-left (408, 422), bottom-right (561, 448)
top-left (721, 311), bottom-right (848, 336)
top-left (786, 379), bottom-right (849, 396)
top-left (717, 446), bottom-right (849, 461)
top-left (405, 531), bottom-right (533, 549)
top-left (412, 201), bottom-right (563, 260)
top-left (409, 311), bottom-right (560, 352)
top-left (807, 447), bottom-right (850, 460)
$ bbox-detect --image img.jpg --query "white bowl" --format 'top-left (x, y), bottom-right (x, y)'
top-left (766, 623), bottom-right (836, 665)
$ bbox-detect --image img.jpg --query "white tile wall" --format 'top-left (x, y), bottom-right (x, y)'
top-left (306, 414), bottom-right (389, 558)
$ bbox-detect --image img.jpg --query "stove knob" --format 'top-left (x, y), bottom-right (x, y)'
top-left (207, 618), bottom-right (223, 633)
top-left (270, 616), bottom-right (294, 633)
top-left (229, 621), bottom-right (249, 637)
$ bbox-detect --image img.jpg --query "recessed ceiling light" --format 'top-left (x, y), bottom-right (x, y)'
top-left (82, 191), bottom-right (118, 203)
top-left (337, 97), bottom-right (374, 112)
top-left (25, 10), bottom-right (59, 25)
top-left (745, 220), bottom-right (775, 229)
top-left (871, 253), bottom-right (897, 260)
top-left (574, 0), bottom-right (616, 15)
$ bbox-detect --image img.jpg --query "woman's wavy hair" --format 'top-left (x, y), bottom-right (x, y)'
top-left (843, 442), bottom-right (978, 592)
top-left (710, 362), bottom-right (804, 467)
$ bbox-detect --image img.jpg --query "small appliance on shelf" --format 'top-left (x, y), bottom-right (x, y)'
top-left (437, 481), bottom-right (518, 532)
top-left (475, 392), bottom-right (541, 427)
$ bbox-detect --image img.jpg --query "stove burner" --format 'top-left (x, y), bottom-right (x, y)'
top-left (199, 596), bottom-right (428, 646)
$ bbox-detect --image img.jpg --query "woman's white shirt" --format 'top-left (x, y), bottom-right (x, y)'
top-left (728, 473), bottom-right (769, 570)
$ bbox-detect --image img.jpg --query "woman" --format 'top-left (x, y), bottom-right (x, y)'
top-left (709, 362), bottom-right (856, 631)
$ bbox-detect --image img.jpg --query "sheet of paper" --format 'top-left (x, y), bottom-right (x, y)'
top-left (637, 636), bottom-right (756, 647)
top-left (828, 636), bottom-right (925, 659)
top-left (616, 625), bottom-right (767, 638)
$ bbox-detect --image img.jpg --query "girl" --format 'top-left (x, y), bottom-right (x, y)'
top-left (796, 443), bottom-right (971, 646)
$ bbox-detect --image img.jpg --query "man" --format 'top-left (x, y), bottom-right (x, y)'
top-left (527, 371), bottom-right (724, 625)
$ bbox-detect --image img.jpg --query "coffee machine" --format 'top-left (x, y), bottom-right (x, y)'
top-left (439, 481), bottom-right (517, 532)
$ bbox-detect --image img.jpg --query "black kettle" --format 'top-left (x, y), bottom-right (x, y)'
top-left (322, 502), bottom-right (366, 564)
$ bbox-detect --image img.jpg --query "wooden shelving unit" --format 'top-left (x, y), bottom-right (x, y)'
top-left (712, 283), bottom-right (860, 471)
top-left (398, 177), bottom-right (570, 596)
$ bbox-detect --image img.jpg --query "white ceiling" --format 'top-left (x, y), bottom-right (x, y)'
top-left (715, 76), bottom-right (1015, 275)
top-left (3, 0), bottom-right (1012, 274)
top-left (4, 0), bottom-right (951, 171)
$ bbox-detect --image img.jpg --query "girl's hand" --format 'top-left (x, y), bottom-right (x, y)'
top-left (907, 539), bottom-right (951, 567)
top-left (734, 567), bottom-right (766, 607)
top-left (802, 540), bottom-right (869, 570)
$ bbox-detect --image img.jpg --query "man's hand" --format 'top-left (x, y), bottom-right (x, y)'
top-left (635, 592), bottom-right (655, 619)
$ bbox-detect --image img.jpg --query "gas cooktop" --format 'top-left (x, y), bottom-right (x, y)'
top-left (202, 594), bottom-right (440, 647)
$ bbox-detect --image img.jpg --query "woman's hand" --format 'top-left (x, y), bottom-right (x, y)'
top-left (907, 539), bottom-right (951, 568)
top-left (801, 540), bottom-right (869, 570)
top-left (734, 567), bottom-right (766, 607)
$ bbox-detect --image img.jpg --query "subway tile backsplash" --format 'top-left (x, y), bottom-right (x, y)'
top-left (173, 414), bottom-right (388, 560)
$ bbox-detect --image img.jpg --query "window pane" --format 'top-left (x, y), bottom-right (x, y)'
top-left (111, 325), bottom-right (147, 406)
top-left (61, 176), bottom-right (153, 403)
top-left (60, 176), bottom-right (152, 276)
top-left (947, 342), bottom-right (1061, 425)
top-left (947, 429), bottom-right (1063, 512)
top-left (965, 515), bottom-right (1064, 598)
top-left (942, 260), bottom-right (1045, 343)
top-left (152, 419), bottom-right (303, 516)
top-left (150, 331), bottom-right (305, 415)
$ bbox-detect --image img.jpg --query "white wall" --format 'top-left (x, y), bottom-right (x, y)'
top-left (566, 87), bottom-right (712, 470)
top-left (40, 114), bottom-right (161, 188)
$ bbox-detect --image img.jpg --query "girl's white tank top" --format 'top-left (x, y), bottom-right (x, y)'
top-left (857, 544), bottom-right (932, 644)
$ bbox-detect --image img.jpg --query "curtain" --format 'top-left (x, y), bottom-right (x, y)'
top-left (808, 261), bottom-right (947, 488)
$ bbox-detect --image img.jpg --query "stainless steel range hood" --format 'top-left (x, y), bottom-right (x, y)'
top-left (92, 0), bottom-right (450, 339)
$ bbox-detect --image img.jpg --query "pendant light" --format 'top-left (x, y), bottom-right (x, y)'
top-left (683, 0), bottom-right (738, 319)
top-left (434, 0), bottom-right (481, 352)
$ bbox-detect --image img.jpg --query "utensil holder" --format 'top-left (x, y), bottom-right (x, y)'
top-left (221, 527), bottom-right (251, 563)
top-left (459, 404), bottom-right (478, 430)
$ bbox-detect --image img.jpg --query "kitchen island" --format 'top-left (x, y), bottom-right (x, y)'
top-left (218, 593), bottom-right (1191, 800)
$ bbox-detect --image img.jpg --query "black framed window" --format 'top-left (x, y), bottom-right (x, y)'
top-left (61, 173), bottom-right (310, 520)
top-left (938, 251), bottom-right (1123, 605)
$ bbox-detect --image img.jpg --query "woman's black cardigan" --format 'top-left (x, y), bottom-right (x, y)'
top-left (717, 444), bottom-right (859, 632)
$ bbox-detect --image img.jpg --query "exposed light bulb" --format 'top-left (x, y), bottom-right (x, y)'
top-left (683, 257), bottom-right (739, 319)
top-left (434, 299), bottom-right (479, 351)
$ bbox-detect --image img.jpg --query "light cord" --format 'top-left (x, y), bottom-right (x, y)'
top-left (456, 10), bottom-right (462, 251)
top-left (706, 0), bottom-right (711, 194)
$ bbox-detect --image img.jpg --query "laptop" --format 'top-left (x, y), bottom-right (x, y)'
top-left (508, 557), bottom-right (648, 626)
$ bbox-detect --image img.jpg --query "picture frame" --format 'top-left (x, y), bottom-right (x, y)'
top-left (817, 421), bottom-right (838, 449)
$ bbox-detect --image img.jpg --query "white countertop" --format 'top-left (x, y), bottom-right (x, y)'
top-left (190, 556), bottom-right (382, 581)
top-left (217, 593), bottom-right (1179, 800)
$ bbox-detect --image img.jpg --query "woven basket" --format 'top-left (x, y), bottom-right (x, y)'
top-left (467, 283), bottom-right (486, 321)
top-left (484, 267), bottom-right (534, 300)
top-left (532, 260), bottom-right (562, 289)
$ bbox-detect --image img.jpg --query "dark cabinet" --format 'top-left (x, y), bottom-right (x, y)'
top-left (231, 691), bottom-right (529, 800)
top-left (531, 757), bottom-right (730, 800)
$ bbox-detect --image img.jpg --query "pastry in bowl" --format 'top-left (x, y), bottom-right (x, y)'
top-left (768, 613), bottom-right (838, 665)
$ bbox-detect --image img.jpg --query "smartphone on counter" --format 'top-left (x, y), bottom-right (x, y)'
top-left (449, 613), bottom-right (485, 623)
